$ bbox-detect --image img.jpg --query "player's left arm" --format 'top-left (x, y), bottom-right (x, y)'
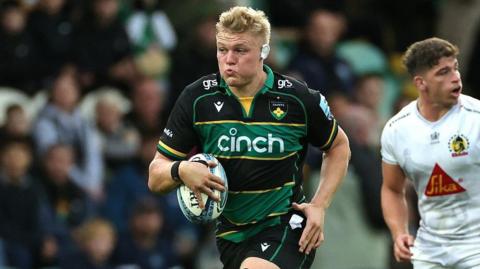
top-left (292, 88), bottom-right (350, 254)
top-left (293, 127), bottom-right (350, 254)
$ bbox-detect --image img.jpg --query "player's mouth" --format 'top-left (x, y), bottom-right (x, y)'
top-left (225, 68), bottom-right (236, 75)
top-left (451, 86), bottom-right (461, 96)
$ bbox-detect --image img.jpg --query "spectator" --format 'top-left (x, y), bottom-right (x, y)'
top-left (0, 0), bottom-right (40, 94)
top-left (0, 104), bottom-right (32, 145)
top-left (33, 73), bottom-right (104, 199)
top-left (353, 73), bottom-right (386, 146)
top-left (27, 0), bottom-right (75, 86)
top-left (36, 143), bottom-right (96, 267)
top-left (112, 198), bottom-right (181, 269)
top-left (104, 134), bottom-right (199, 267)
top-left (73, 0), bottom-right (138, 91)
top-left (126, 78), bottom-right (167, 135)
top-left (94, 88), bottom-right (140, 170)
top-left (126, 0), bottom-right (177, 80)
top-left (288, 6), bottom-right (355, 97)
top-left (0, 140), bottom-right (41, 269)
top-left (61, 218), bottom-right (116, 269)
top-left (169, 14), bottom-right (218, 109)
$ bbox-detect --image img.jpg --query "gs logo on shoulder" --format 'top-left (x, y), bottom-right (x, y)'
top-left (269, 99), bottom-right (288, 120)
top-left (203, 79), bottom-right (218, 90)
top-left (277, 79), bottom-right (292, 89)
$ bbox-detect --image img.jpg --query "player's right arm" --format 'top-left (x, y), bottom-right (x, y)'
top-left (381, 162), bottom-right (414, 262)
top-left (148, 152), bottom-right (225, 208)
top-left (147, 81), bottom-right (225, 207)
top-left (148, 152), bottom-right (181, 194)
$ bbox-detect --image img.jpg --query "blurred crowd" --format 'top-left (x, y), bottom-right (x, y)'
top-left (0, 0), bottom-right (479, 268)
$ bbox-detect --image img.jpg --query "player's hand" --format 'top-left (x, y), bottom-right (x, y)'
top-left (393, 234), bottom-right (414, 262)
top-left (292, 202), bottom-right (325, 255)
top-left (179, 160), bottom-right (225, 209)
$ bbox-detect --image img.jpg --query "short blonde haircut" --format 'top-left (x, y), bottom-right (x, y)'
top-left (216, 6), bottom-right (271, 44)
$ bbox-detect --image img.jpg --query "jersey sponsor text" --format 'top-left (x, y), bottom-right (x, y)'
top-left (425, 163), bottom-right (466, 197)
top-left (217, 128), bottom-right (284, 153)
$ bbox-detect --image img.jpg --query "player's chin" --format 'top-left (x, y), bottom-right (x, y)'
top-left (225, 77), bottom-right (241, 87)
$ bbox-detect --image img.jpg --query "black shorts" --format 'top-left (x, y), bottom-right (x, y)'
top-left (216, 211), bottom-right (316, 269)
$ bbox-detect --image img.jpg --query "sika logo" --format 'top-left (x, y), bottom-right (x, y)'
top-left (448, 134), bottom-right (469, 157)
top-left (425, 163), bottom-right (466, 197)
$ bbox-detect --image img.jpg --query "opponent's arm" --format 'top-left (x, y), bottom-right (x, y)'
top-left (148, 152), bottom-right (225, 208)
top-left (381, 161), bottom-right (414, 262)
top-left (293, 127), bottom-right (350, 254)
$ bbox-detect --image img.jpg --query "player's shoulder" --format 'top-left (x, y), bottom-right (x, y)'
top-left (270, 72), bottom-right (322, 99)
top-left (184, 73), bottom-right (219, 92)
top-left (384, 100), bottom-right (417, 130)
top-left (459, 94), bottom-right (480, 115)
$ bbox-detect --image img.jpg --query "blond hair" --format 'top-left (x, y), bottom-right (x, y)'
top-left (216, 6), bottom-right (271, 44)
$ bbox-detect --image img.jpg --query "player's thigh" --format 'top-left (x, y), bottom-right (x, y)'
top-left (240, 257), bottom-right (279, 269)
top-left (457, 248), bottom-right (480, 269)
top-left (243, 213), bottom-right (315, 268)
top-left (412, 260), bottom-right (449, 269)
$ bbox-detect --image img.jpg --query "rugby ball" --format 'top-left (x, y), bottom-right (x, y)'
top-left (177, 153), bottom-right (228, 224)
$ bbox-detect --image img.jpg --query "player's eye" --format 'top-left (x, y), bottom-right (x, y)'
top-left (438, 68), bottom-right (449, 75)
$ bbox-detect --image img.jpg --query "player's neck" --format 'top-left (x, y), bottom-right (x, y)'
top-left (230, 70), bottom-right (267, 97)
top-left (417, 98), bottom-right (454, 122)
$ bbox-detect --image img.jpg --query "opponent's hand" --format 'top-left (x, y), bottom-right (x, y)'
top-left (292, 202), bottom-right (325, 255)
top-left (393, 234), bottom-right (414, 262)
top-left (179, 160), bottom-right (225, 209)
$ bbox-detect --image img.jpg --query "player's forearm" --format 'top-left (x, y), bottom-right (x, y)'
top-left (381, 185), bottom-right (410, 239)
top-left (311, 130), bottom-right (350, 209)
top-left (148, 157), bottom-right (180, 194)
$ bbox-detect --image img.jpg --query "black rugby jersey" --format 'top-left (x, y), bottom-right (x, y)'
top-left (157, 65), bottom-right (338, 242)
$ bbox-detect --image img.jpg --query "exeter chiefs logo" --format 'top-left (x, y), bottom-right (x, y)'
top-left (269, 99), bottom-right (288, 120)
top-left (448, 134), bottom-right (469, 157)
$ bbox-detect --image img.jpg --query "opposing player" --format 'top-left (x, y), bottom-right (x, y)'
top-left (381, 37), bottom-right (480, 268)
top-left (148, 6), bottom-right (350, 269)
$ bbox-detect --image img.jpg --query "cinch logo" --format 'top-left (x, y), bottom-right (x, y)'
top-left (203, 79), bottom-right (218, 90)
top-left (217, 128), bottom-right (284, 153)
top-left (425, 163), bottom-right (466, 197)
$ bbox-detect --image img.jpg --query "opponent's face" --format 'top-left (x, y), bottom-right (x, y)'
top-left (416, 56), bottom-right (462, 108)
top-left (217, 31), bottom-right (264, 89)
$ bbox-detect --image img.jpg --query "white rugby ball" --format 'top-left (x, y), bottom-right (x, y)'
top-left (177, 153), bottom-right (228, 224)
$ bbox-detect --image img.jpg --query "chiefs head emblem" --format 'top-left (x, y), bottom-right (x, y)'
top-left (448, 134), bottom-right (469, 157)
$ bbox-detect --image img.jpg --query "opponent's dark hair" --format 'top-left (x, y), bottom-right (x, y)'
top-left (403, 37), bottom-right (459, 76)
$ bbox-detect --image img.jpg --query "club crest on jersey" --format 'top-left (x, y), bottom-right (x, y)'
top-left (269, 99), bottom-right (288, 120)
top-left (448, 134), bottom-right (469, 157)
top-left (425, 163), bottom-right (466, 197)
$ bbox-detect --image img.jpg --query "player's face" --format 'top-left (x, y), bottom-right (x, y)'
top-left (418, 56), bottom-right (462, 108)
top-left (216, 31), bottom-right (264, 90)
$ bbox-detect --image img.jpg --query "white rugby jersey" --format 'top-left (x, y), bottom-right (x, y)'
top-left (381, 94), bottom-right (480, 244)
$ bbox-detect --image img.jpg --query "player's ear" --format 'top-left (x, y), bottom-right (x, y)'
top-left (413, 76), bottom-right (426, 92)
top-left (260, 44), bottom-right (270, 60)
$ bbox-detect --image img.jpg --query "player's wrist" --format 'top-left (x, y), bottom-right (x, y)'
top-left (171, 161), bottom-right (183, 183)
